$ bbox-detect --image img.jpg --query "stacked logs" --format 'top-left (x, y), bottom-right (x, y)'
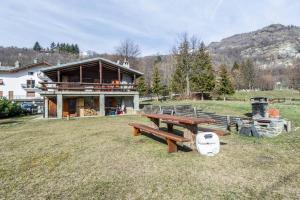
top-left (84, 109), bottom-right (97, 116)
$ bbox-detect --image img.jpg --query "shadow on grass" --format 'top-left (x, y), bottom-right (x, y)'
top-left (140, 130), bottom-right (192, 152)
top-left (0, 120), bottom-right (23, 126)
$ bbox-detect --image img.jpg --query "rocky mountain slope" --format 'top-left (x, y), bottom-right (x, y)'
top-left (208, 24), bottom-right (300, 68)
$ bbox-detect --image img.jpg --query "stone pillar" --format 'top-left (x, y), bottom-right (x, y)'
top-left (44, 97), bottom-right (49, 118)
top-left (57, 94), bottom-right (63, 119)
top-left (99, 94), bottom-right (105, 116)
top-left (133, 94), bottom-right (139, 113)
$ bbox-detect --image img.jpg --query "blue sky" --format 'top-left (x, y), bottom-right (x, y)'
top-left (0, 0), bottom-right (299, 55)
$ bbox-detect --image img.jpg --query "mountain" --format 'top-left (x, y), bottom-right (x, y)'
top-left (208, 24), bottom-right (300, 68)
top-left (1, 24), bottom-right (300, 80)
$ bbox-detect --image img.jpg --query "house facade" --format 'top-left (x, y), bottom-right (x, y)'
top-left (40, 57), bottom-right (143, 119)
top-left (0, 61), bottom-right (51, 110)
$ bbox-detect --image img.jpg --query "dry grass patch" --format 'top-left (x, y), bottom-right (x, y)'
top-left (0, 105), bottom-right (299, 199)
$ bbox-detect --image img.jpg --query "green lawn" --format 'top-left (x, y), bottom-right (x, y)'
top-left (231, 89), bottom-right (300, 100)
top-left (0, 101), bottom-right (300, 199)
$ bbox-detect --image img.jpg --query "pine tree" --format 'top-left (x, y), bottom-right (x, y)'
top-left (216, 64), bottom-right (235, 101)
top-left (152, 66), bottom-right (162, 100)
top-left (171, 33), bottom-right (191, 96)
top-left (33, 41), bottom-right (42, 52)
top-left (136, 76), bottom-right (147, 97)
top-left (170, 66), bottom-right (185, 94)
top-left (74, 44), bottom-right (79, 54)
top-left (50, 42), bottom-right (56, 52)
top-left (190, 42), bottom-right (215, 100)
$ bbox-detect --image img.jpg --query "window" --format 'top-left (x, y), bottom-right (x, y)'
top-left (28, 72), bottom-right (34, 75)
top-left (0, 79), bottom-right (3, 85)
top-left (0, 91), bottom-right (3, 97)
top-left (26, 91), bottom-right (35, 97)
top-left (27, 80), bottom-right (35, 88)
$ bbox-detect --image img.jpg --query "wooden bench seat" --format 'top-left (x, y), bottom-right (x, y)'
top-left (162, 120), bottom-right (228, 136)
top-left (128, 123), bottom-right (190, 153)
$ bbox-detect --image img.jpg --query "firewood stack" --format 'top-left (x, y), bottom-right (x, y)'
top-left (84, 109), bottom-right (97, 116)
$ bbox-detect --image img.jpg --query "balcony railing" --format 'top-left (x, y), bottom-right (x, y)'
top-left (39, 82), bottom-right (137, 92)
top-left (21, 84), bottom-right (41, 91)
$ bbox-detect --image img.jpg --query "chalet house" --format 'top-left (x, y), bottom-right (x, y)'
top-left (0, 60), bottom-right (51, 110)
top-left (40, 57), bottom-right (143, 118)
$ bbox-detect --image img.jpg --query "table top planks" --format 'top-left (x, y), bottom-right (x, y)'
top-left (142, 113), bottom-right (215, 125)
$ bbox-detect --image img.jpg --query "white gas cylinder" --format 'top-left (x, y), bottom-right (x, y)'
top-left (196, 132), bottom-right (220, 156)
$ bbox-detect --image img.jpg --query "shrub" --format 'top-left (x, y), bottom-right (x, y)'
top-left (0, 98), bottom-right (23, 118)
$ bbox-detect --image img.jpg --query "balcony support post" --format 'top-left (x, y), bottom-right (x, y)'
top-left (134, 94), bottom-right (139, 113)
top-left (99, 94), bottom-right (105, 116)
top-left (80, 65), bottom-right (83, 83)
top-left (44, 97), bottom-right (48, 118)
top-left (57, 70), bottom-right (61, 82)
top-left (99, 60), bottom-right (102, 84)
top-left (57, 94), bottom-right (63, 119)
top-left (133, 74), bottom-right (136, 84)
top-left (118, 68), bottom-right (121, 82)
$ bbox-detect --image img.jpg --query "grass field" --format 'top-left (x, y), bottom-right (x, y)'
top-left (231, 89), bottom-right (300, 100)
top-left (0, 101), bottom-right (300, 199)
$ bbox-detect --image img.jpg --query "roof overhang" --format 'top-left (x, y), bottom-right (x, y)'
top-left (42, 57), bottom-right (144, 76)
top-left (0, 61), bottom-right (51, 73)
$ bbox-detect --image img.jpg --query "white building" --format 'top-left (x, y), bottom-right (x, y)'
top-left (0, 60), bottom-right (51, 106)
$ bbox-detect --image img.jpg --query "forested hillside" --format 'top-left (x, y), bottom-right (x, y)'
top-left (1, 24), bottom-right (300, 92)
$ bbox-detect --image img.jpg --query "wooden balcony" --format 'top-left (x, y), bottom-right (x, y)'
top-left (39, 82), bottom-right (137, 92)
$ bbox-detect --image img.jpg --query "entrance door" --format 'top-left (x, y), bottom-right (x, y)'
top-left (48, 98), bottom-right (57, 117)
top-left (68, 98), bottom-right (77, 116)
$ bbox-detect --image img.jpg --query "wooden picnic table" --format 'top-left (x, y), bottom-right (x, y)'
top-left (142, 113), bottom-right (215, 149)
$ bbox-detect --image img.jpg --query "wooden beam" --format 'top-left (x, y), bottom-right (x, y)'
top-left (99, 60), bottom-right (102, 83)
top-left (57, 70), bottom-right (61, 82)
top-left (118, 67), bottom-right (121, 81)
top-left (133, 74), bottom-right (136, 84)
top-left (79, 65), bottom-right (82, 83)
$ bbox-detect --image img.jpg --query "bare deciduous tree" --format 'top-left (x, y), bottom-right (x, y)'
top-left (115, 39), bottom-right (141, 66)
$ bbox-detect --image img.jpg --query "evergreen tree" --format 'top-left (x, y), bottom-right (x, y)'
top-left (136, 76), bottom-right (147, 97)
top-left (216, 64), bottom-right (235, 100)
top-left (170, 66), bottom-right (185, 94)
top-left (33, 41), bottom-right (42, 52)
top-left (190, 42), bottom-right (215, 100)
top-left (74, 44), bottom-right (80, 54)
top-left (50, 42), bottom-right (56, 52)
top-left (171, 33), bottom-right (191, 96)
top-left (151, 66), bottom-right (162, 100)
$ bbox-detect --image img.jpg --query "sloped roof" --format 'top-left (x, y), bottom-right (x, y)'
top-left (0, 61), bottom-right (51, 73)
top-left (42, 57), bottom-right (144, 75)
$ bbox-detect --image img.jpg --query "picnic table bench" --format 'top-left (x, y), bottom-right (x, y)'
top-left (129, 114), bottom-right (216, 152)
top-left (129, 123), bottom-right (190, 153)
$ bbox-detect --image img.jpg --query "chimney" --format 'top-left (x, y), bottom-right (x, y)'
top-left (15, 60), bottom-right (20, 68)
top-left (33, 58), bottom-right (38, 64)
top-left (123, 58), bottom-right (130, 68)
top-left (57, 60), bottom-right (61, 66)
top-left (0, 61), bottom-right (2, 66)
top-left (116, 60), bottom-right (120, 64)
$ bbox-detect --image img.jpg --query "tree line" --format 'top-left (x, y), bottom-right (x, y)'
top-left (33, 41), bottom-right (80, 55)
top-left (135, 34), bottom-right (235, 100)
